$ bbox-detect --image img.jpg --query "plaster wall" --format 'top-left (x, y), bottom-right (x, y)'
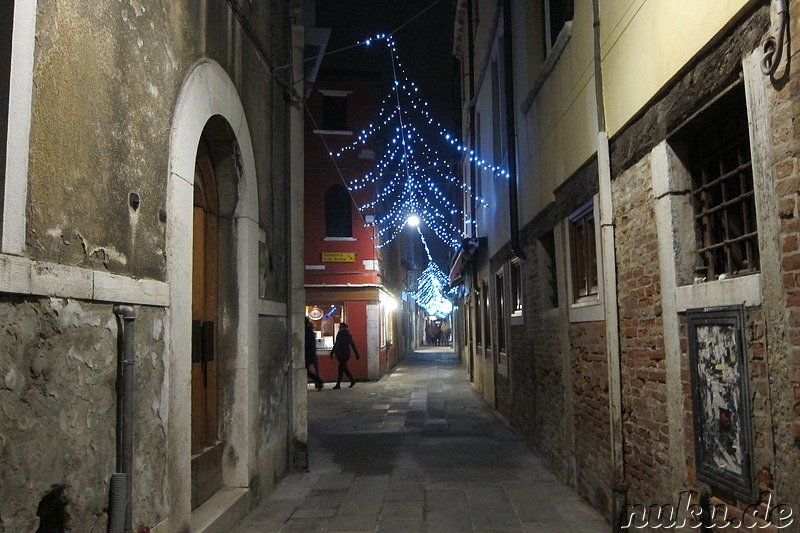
top-left (0, 298), bottom-right (167, 532)
top-left (2, 1), bottom-right (300, 531)
top-left (25, 0), bottom-right (194, 280)
top-left (601, 0), bottom-right (754, 136)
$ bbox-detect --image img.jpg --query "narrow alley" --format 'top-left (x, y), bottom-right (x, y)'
top-left (233, 348), bottom-right (608, 532)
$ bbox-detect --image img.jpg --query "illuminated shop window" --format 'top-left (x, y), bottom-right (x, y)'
top-left (306, 303), bottom-right (344, 349)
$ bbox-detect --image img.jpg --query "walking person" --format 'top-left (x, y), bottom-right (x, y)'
top-left (330, 322), bottom-right (360, 389)
top-left (305, 317), bottom-right (324, 390)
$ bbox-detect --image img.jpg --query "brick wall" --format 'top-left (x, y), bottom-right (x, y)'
top-left (613, 158), bottom-right (670, 502)
top-left (500, 163), bottom-right (601, 483)
top-left (773, 0), bottom-right (800, 501)
top-left (570, 320), bottom-right (612, 511)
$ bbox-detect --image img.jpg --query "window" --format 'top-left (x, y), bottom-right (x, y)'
top-left (306, 303), bottom-right (343, 349)
top-left (322, 94), bottom-right (347, 131)
top-left (0, 1), bottom-right (14, 233)
top-left (475, 286), bottom-right (483, 347)
top-left (510, 259), bottom-right (523, 316)
top-left (475, 113), bottom-right (483, 202)
top-left (491, 44), bottom-right (507, 168)
top-left (539, 231), bottom-right (558, 309)
top-left (569, 201), bottom-right (598, 302)
top-left (681, 84), bottom-right (758, 280)
top-left (324, 185), bottom-right (352, 238)
top-left (544, 0), bottom-right (574, 50)
top-left (495, 270), bottom-right (506, 353)
top-left (482, 279), bottom-right (492, 349)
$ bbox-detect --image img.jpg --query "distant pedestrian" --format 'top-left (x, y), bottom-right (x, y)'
top-left (425, 322), bottom-right (434, 345)
top-left (432, 321), bottom-right (442, 346)
top-left (305, 317), bottom-right (324, 390)
top-left (440, 320), bottom-right (451, 345)
top-left (330, 322), bottom-right (360, 389)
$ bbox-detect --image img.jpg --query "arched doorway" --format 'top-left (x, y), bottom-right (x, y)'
top-left (191, 138), bottom-right (222, 509)
top-left (167, 61), bottom-right (265, 527)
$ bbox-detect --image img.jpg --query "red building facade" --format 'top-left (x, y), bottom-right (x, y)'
top-left (304, 71), bottom-right (398, 383)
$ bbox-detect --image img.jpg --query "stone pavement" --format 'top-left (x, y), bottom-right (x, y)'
top-left (233, 348), bottom-right (609, 532)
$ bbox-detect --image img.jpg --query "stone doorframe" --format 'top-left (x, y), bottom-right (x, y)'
top-left (166, 60), bottom-right (260, 529)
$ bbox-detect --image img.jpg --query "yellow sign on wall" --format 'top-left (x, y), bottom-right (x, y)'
top-left (321, 252), bottom-right (355, 263)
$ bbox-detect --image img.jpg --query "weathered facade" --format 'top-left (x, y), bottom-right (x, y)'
top-left (453, 0), bottom-right (799, 528)
top-left (2, 1), bottom-right (307, 531)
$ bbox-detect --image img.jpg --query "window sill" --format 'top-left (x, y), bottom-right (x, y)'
top-left (520, 21), bottom-right (572, 114)
top-left (675, 273), bottom-right (762, 312)
top-left (313, 129), bottom-right (353, 136)
top-left (324, 237), bottom-right (356, 241)
top-left (568, 295), bottom-right (604, 323)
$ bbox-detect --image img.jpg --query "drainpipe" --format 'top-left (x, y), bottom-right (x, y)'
top-left (467, 0), bottom-right (477, 240)
top-left (108, 305), bottom-right (136, 533)
top-left (502, 0), bottom-right (525, 260)
top-left (591, 1), bottom-right (627, 528)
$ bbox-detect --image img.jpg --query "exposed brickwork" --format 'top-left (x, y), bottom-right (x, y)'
top-left (613, 157), bottom-right (670, 503)
top-left (570, 320), bottom-right (611, 511)
top-left (470, 1), bottom-right (800, 527)
top-left (773, 4), bottom-right (800, 504)
top-left (497, 162), bottom-right (602, 485)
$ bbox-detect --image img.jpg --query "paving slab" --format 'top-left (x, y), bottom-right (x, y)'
top-left (231, 348), bottom-right (609, 532)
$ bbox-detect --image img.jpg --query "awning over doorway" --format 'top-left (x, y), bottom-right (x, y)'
top-left (447, 238), bottom-right (481, 288)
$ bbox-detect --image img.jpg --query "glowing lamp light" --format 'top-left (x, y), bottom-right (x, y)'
top-left (406, 215), bottom-right (420, 228)
top-left (383, 297), bottom-right (398, 312)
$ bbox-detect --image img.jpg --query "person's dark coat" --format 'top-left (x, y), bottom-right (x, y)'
top-left (305, 321), bottom-right (318, 367)
top-left (331, 327), bottom-right (360, 362)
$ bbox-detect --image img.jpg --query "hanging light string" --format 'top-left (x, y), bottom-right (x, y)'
top-left (412, 226), bottom-right (455, 317)
top-left (327, 34), bottom-right (493, 250)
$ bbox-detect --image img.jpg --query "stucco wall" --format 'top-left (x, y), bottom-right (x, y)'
top-left (5, 0), bottom-right (298, 530)
top-left (26, 1), bottom-right (195, 280)
top-left (0, 297), bottom-right (166, 531)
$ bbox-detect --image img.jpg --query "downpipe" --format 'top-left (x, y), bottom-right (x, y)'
top-left (502, 0), bottom-right (525, 260)
top-left (108, 305), bottom-right (136, 533)
top-left (591, 0), bottom-right (628, 529)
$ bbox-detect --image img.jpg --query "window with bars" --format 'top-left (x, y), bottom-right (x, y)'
top-left (684, 84), bottom-right (759, 280)
top-left (569, 202), bottom-right (598, 302)
top-left (0, 1), bottom-right (13, 231)
top-left (510, 259), bottom-right (523, 316)
top-left (475, 282), bottom-right (483, 347)
top-left (495, 269), bottom-right (506, 353)
top-left (483, 279), bottom-right (492, 349)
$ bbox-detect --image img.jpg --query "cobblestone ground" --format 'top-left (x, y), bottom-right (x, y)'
top-left (233, 348), bottom-right (609, 532)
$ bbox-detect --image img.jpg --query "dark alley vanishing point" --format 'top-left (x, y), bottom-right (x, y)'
top-left (233, 348), bottom-right (607, 532)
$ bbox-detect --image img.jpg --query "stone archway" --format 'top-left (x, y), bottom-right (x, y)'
top-left (166, 60), bottom-right (260, 527)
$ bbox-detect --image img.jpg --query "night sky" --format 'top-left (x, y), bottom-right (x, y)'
top-left (315, 0), bottom-right (459, 137)
top-left (315, 0), bottom-right (461, 270)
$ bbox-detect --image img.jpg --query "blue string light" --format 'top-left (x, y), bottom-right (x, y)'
top-left (332, 34), bottom-right (500, 251)
top-left (328, 34), bottom-right (501, 317)
top-left (412, 227), bottom-right (456, 316)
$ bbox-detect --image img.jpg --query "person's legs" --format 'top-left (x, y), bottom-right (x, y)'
top-left (334, 361), bottom-right (344, 388)
top-left (342, 362), bottom-right (355, 387)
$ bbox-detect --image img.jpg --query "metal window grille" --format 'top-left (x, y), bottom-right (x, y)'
top-left (495, 270), bottom-right (506, 353)
top-left (689, 85), bottom-right (759, 280)
top-left (569, 203), bottom-right (598, 301)
top-left (510, 258), bottom-right (524, 315)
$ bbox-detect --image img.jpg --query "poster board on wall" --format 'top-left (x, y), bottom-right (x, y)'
top-left (687, 305), bottom-right (754, 500)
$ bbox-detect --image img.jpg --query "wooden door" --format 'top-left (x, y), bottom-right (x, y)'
top-left (191, 140), bottom-right (222, 509)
